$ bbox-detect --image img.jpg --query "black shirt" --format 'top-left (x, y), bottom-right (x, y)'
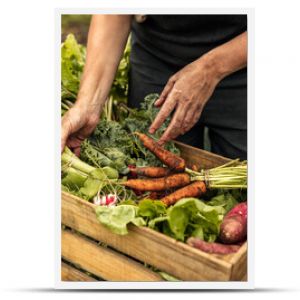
top-left (130, 14), bottom-right (247, 88)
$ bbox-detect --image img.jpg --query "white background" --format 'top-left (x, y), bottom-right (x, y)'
top-left (0, 0), bottom-right (300, 299)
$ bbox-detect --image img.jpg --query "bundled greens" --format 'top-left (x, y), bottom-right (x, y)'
top-left (61, 147), bottom-right (132, 201)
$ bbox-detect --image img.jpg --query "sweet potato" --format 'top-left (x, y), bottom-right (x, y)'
top-left (187, 237), bottom-right (240, 254)
top-left (123, 173), bottom-right (190, 192)
top-left (219, 202), bottom-right (247, 244)
top-left (161, 181), bottom-right (207, 206)
top-left (135, 132), bottom-right (185, 171)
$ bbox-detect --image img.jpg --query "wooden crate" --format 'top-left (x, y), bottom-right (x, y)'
top-left (61, 142), bottom-right (247, 282)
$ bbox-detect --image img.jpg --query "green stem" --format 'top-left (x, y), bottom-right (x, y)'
top-left (61, 147), bottom-right (95, 174)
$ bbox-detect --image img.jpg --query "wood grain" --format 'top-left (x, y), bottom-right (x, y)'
top-left (229, 242), bottom-right (248, 281)
top-left (62, 229), bottom-right (162, 281)
top-left (175, 141), bottom-right (230, 169)
top-left (62, 192), bottom-right (235, 281)
top-left (61, 262), bottom-right (98, 282)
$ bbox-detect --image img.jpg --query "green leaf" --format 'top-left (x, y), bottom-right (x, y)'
top-left (95, 205), bottom-right (141, 235)
top-left (167, 206), bottom-right (190, 241)
top-left (61, 167), bottom-right (87, 189)
top-left (206, 191), bottom-right (238, 213)
top-left (79, 177), bottom-right (104, 199)
top-left (138, 199), bottom-right (167, 222)
top-left (148, 216), bottom-right (168, 229)
top-left (61, 34), bottom-right (85, 94)
top-left (131, 217), bottom-right (146, 227)
top-left (191, 226), bottom-right (204, 240)
top-left (168, 198), bottom-right (225, 242)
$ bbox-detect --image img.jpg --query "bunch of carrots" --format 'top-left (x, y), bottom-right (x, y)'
top-left (123, 132), bottom-right (247, 206)
top-left (122, 133), bottom-right (247, 207)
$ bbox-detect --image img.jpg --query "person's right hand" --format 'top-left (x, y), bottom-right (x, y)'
top-left (61, 104), bottom-right (100, 156)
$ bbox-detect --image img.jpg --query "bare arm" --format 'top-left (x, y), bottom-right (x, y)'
top-left (149, 31), bottom-right (247, 144)
top-left (61, 15), bottom-right (132, 154)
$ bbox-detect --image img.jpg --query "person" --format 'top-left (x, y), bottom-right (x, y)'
top-left (61, 15), bottom-right (247, 159)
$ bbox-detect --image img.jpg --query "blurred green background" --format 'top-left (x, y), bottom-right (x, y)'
top-left (62, 15), bottom-right (91, 44)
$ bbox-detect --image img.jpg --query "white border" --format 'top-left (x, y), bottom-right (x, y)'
top-left (55, 8), bottom-right (254, 289)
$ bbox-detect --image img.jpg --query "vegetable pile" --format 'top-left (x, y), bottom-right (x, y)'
top-left (61, 35), bottom-right (248, 255)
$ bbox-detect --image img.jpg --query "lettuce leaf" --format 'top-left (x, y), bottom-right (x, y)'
top-left (95, 205), bottom-right (145, 235)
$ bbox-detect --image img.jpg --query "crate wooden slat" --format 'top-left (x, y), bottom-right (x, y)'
top-left (62, 192), bottom-right (246, 281)
top-left (61, 262), bottom-right (98, 282)
top-left (62, 229), bottom-right (162, 281)
top-left (175, 141), bottom-right (231, 169)
top-left (61, 141), bottom-right (247, 281)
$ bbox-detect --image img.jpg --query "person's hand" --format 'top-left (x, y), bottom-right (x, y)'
top-left (61, 104), bottom-right (100, 155)
top-left (149, 56), bottom-right (221, 144)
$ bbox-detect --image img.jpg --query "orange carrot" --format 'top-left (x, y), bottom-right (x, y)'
top-left (131, 166), bottom-right (171, 178)
top-left (123, 173), bottom-right (190, 191)
top-left (161, 181), bottom-right (207, 206)
top-left (135, 133), bottom-right (185, 172)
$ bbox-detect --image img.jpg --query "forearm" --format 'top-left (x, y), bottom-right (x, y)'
top-left (201, 31), bottom-right (247, 82)
top-left (76, 15), bottom-right (132, 114)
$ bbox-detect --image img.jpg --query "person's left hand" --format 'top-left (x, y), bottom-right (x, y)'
top-left (149, 56), bottom-right (221, 144)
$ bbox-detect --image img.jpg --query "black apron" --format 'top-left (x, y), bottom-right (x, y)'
top-left (128, 15), bottom-right (247, 159)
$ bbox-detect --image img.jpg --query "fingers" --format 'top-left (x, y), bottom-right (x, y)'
top-left (180, 108), bottom-right (195, 134)
top-left (149, 96), bottom-right (177, 134)
top-left (155, 77), bottom-right (176, 107)
top-left (158, 102), bottom-right (188, 145)
top-left (181, 107), bottom-right (203, 134)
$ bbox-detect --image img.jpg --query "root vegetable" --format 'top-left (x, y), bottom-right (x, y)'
top-left (135, 132), bottom-right (185, 171)
top-left (187, 237), bottom-right (240, 254)
top-left (161, 181), bottom-right (207, 206)
top-left (123, 173), bottom-right (190, 192)
top-left (130, 166), bottom-right (171, 178)
top-left (219, 202), bottom-right (247, 244)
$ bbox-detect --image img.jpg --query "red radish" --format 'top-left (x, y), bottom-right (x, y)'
top-left (187, 237), bottom-right (240, 254)
top-left (219, 202), bottom-right (247, 244)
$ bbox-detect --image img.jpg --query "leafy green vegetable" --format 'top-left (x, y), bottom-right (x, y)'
top-left (95, 205), bottom-right (145, 235)
top-left (80, 95), bottom-right (180, 172)
top-left (61, 34), bottom-right (85, 94)
top-left (147, 198), bottom-right (225, 242)
top-left (80, 120), bottom-right (136, 174)
top-left (137, 199), bottom-right (167, 221)
top-left (94, 197), bottom-right (225, 243)
top-left (206, 191), bottom-right (238, 213)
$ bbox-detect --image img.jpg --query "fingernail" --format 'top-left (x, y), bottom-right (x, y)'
top-left (148, 128), bottom-right (154, 134)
